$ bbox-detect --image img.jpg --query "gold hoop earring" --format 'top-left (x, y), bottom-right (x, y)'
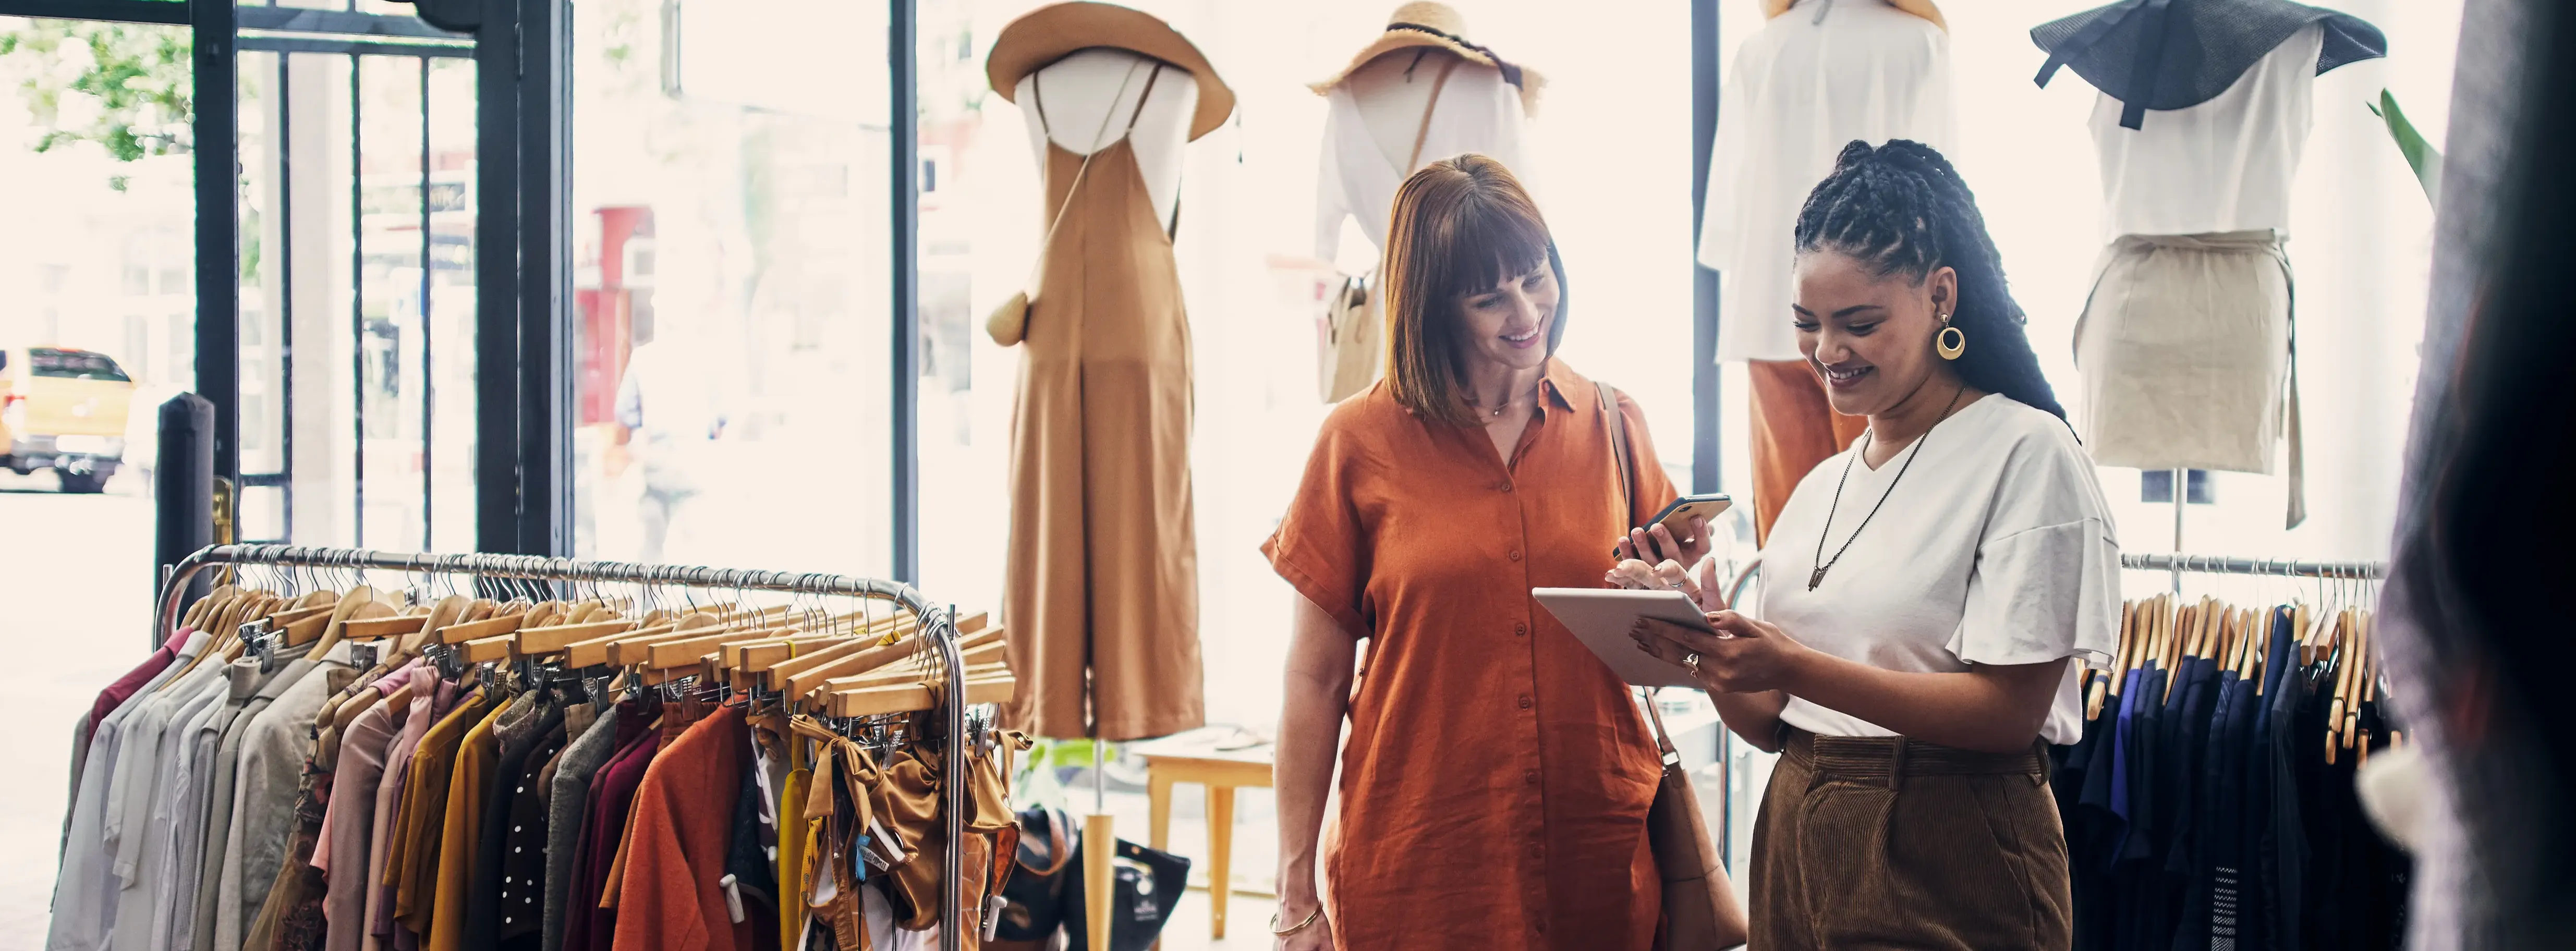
top-left (1935, 314), bottom-right (1965, 361)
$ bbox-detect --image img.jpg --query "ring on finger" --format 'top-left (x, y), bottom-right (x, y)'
top-left (1683, 652), bottom-right (1701, 677)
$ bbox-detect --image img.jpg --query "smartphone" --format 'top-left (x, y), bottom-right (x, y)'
top-left (1613, 493), bottom-right (1733, 557)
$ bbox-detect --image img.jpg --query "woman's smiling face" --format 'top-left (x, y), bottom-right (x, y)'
top-left (1791, 249), bottom-right (1954, 418)
top-left (1453, 261), bottom-right (1561, 376)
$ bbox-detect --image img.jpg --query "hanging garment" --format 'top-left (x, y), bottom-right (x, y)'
top-left (546, 705), bottom-right (642, 951)
top-left (216, 640), bottom-right (362, 951)
top-left (1697, 0), bottom-right (1955, 363)
top-left (323, 675), bottom-right (414, 951)
top-left (367, 668), bottom-right (456, 950)
top-left (473, 712), bottom-right (565, 950)
top-left (2073, 230), bottom-right (2302, 522)
top-left (63, 627), bottom-right (190, 864)
top-left (1263, 361), bottom-right (1674, 951)
top-left (612, 704), bottom-right (754, 951)
top-left (997, 66), bottom-right (1205, 742)
top-left (52, 629), bottom-right (212, 951)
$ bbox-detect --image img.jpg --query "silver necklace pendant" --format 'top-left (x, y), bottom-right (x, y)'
top-left (1808, 565), bottom-right (1828, 591)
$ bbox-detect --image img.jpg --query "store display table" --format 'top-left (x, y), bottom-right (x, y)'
top-left (1132, 728), bottom-right (1276, 941)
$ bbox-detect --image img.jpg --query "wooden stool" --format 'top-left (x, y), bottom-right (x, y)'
top-left (1134, 733), bottom-right (1275, 941)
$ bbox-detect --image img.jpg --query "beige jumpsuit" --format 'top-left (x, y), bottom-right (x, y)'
top-left (997, 65), bottom-right (1204, 741)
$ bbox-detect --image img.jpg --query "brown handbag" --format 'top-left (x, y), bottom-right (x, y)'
top-left (1599, 381), bottom-right (1749, 950)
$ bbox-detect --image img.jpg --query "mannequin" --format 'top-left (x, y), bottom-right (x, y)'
top-left (1347, 51), bottom-right (1460, 180)
top-left (1015, 47), bottom-right (1197, 229)
top-left (1314, 48), bottom-right (1526, 262)
top-left (1698, 0), bottom-right (1953, 544)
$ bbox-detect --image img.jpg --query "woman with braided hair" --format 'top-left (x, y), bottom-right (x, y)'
top-left (1621, 139), bottom-right (2119, 948)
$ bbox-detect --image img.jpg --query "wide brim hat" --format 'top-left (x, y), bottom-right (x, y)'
top-left (987, 2), bottom-right (1235, 141)
top-left (2033, 0), bottom-right (2386, 128)
top-left (1308, 2), bottom-right (1545, 117)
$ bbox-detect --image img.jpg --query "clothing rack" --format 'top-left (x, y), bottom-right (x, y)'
top-left (152, 544), bottom-right (978, 951)
top-left (2119, 552), bottom-right (2387, 580)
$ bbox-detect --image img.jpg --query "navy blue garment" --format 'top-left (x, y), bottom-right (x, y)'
top-left (2112, 664), bottom-right (2172, 951)
top-left (2236, 607), bottom-right (2299, 951)
top-left (2055, 670), bottom-right (2122, 951)
top-left (2265, 622), bottom-right (2313, 950)
top-left (2158, 656), bottom-right (2223, 947)
top-left (2179, 670), bottom-right (2258, 949)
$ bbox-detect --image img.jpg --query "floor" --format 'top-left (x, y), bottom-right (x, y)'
top-left (0, 471), bottom-right (158, 948)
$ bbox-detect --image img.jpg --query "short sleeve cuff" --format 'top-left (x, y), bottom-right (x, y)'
top-left (1262, 535), bottom-right (1369, 640)
top-left (1948, 519), bottom-right (2120, 668)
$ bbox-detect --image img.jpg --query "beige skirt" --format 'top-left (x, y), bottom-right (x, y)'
top-left (2073, 230), bottom-right (2304, 525)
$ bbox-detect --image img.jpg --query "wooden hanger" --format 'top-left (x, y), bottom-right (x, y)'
top-left (517, 618), bottom-right (639, 655)
top-left (777, 625), bottom-right (950, 698)
top-left (401, 595), bottom-right (475, 655)
top-left (788, 625), bottom-right (1004, 699)
top-left (440, 609), bottom-right (531, 645)
top-left (648, 625), bottom-right (793, 670)
top-left (815, 636), bottom-right (1010, 693)
top-left (180, 583), bottom-right (233, 631)
top-left (562, 623), bottom-right (676, 668)
top-left (605, 614), bottom-right (727, 667)
top-left (825, 673), bottom-right (1017, 718)
top-left (343, 613), bottom-right (429, 642)
top-left (461, 631), bottom-right (520, 664)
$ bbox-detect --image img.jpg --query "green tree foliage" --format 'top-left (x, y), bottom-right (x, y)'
top-left (0, 18), bottom-right (192, 165)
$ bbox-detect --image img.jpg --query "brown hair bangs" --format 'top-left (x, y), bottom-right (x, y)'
top-left (1380, 154), bottom-right (1567, 428)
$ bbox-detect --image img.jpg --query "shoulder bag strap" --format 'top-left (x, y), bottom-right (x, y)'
top-left (1405, 55), bottom-right (1462, 173)
top-left (1599, 379), bottom-right (1637, 524)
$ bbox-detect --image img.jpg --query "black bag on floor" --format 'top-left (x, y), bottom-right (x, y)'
top-left (1061, 835), bottom-right (1189, 951)
top-left (988, 806), bottom-right (1190, 951)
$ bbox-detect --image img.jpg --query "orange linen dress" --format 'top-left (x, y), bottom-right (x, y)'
top-left (1264, 360), bottom-right (1674, 950)
top-left (998, 67), bottom-right (1204, 741)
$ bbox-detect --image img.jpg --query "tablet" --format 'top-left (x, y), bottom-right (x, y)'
top-left (1532, 588), bottom-right (1718, 689)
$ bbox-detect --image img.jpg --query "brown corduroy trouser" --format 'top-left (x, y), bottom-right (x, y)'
top-left (1748, 728), bottom-right (2073, 950)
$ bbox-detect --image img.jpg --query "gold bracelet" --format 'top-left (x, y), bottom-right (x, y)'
top-left (1270, 905), bottom-right (1323, 935)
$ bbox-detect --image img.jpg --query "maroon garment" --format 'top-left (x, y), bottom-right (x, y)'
top-left (561, 720), bottom-right (661, 951)
top-left (89, 629), bottom-right (188, 727)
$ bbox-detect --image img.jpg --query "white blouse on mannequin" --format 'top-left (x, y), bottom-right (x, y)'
top-left (1313, 53), bottom-right (1526, 262)
top-left (2089, 23), bottom-right (2324, 240)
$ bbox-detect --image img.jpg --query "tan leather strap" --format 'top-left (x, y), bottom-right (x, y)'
top-left (1405, 55), bottom-right (1461, 173)
top-left (1600, 380), bottom-right (1637, 522)
top-left (1019, 807), bottom-right (1077, 877)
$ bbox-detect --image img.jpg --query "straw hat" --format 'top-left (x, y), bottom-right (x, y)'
top-left (986, 2), bottom-right (1236, 142)
top-left (1309, 3), bottom-right (1545, 116)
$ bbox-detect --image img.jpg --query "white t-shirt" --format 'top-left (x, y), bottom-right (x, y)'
top-left (1697, 0), bottom-right (1956, 362)
top-left (2089, 24), bottom-right (2322, 240)
top-left (1758, 393), bottom-right (2119, 746)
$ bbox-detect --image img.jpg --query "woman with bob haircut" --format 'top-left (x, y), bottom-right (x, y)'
top-left (1262, 153), bottom-right (1734, 950)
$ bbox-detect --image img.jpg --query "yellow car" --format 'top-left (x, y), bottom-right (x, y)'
top-left (1, 347), bottom-right (135, 493)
